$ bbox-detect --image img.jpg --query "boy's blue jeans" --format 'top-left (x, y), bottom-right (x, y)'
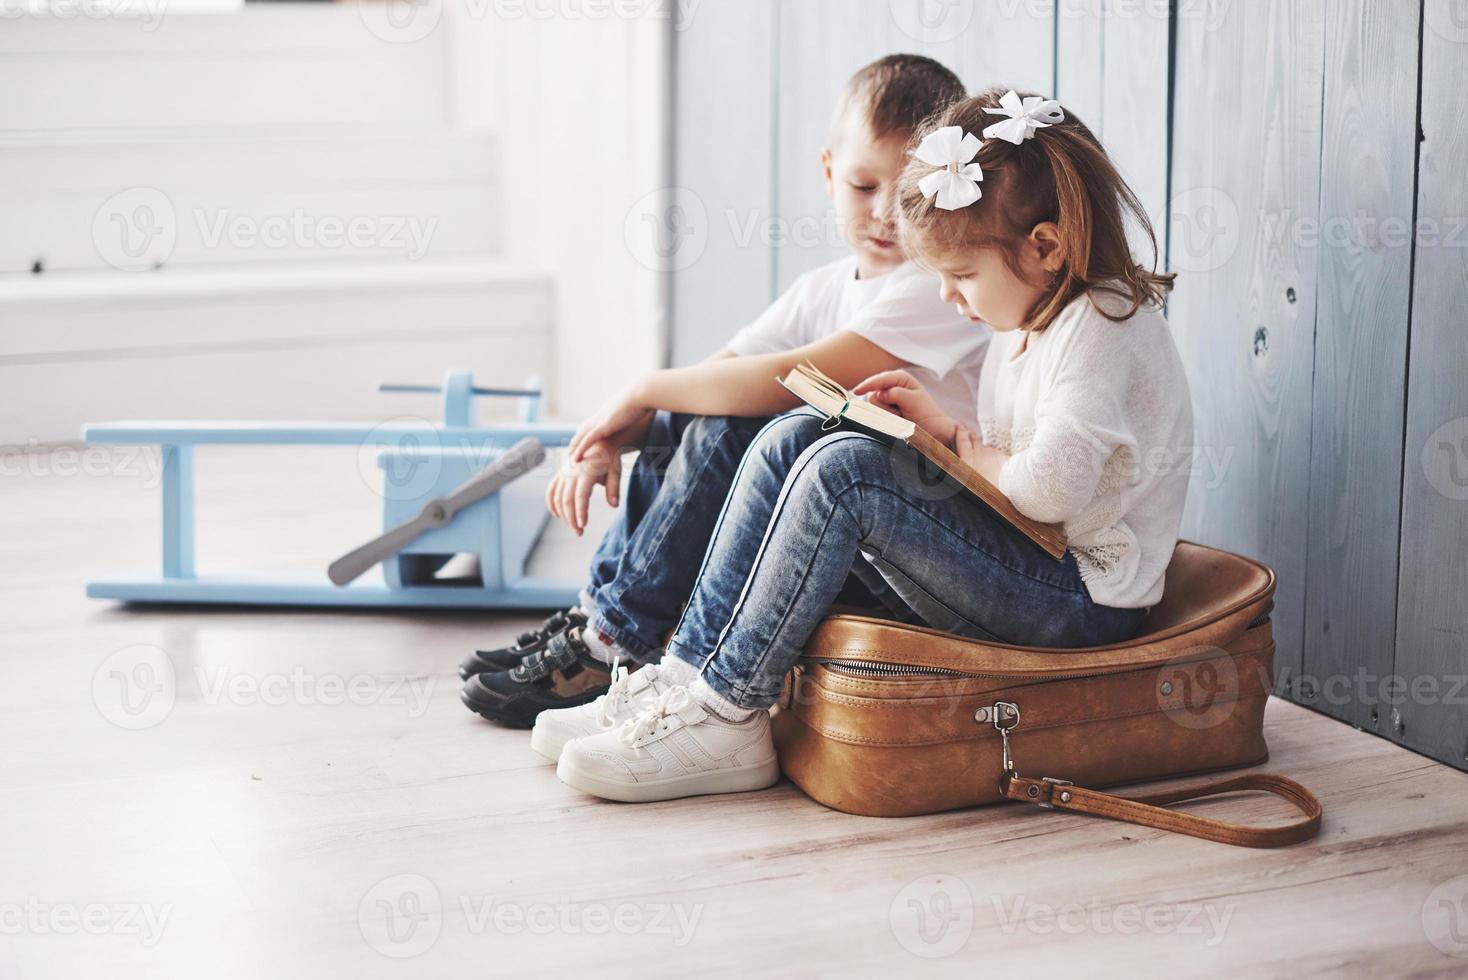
top-left (581, 410), bottom-right (913, 664)
top-left (580, 411), bottom-right (783, 664)
top-left (664, 410), bottom-right (1149, 709)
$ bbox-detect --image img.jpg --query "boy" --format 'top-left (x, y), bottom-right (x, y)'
top-left (461, 54), bottom-right (983, 731)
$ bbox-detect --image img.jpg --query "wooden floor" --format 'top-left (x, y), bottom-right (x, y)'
top-left (2, 443), bottom-right (1467, 979)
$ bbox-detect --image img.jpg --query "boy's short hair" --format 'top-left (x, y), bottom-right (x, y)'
top-left (833, 54), bottom-right (966, 144)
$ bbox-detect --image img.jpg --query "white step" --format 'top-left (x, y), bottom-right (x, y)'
top-left (0, 128), bottom-right (499, 272)
top-left (0, 257), bottom-right (557, 444)
top-left (0, 6), bottom-right (448, 131)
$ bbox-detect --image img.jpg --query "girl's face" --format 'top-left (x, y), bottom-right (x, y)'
top-left (922, 224), bottom-right (1063, 332)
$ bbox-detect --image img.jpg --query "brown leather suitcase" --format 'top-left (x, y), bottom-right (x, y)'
top-left (771, 541), bottom-right (1322, 847)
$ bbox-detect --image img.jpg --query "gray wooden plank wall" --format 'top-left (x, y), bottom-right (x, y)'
top-left (1166, 0), bottom-right (1327, 698)
top-left (1393, 1), bottom-right (1468, 771)
top-left (669, 0), bottom-right (779, 364)
top-left (670, 0), bottom-right (1468, 771)
top-left (1303, 0), bottom-right (1421, 733)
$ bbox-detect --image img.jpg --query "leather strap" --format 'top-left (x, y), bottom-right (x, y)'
top-left (1002, 772), bottom-right (1322, 848)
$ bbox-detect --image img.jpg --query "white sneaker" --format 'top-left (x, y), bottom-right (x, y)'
top-left (555, 685), bottom-right (779, 803)
top-left (529, 660), bottom-right (671, 762)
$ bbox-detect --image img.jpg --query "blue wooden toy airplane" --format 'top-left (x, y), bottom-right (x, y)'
top-left (84, 370), bottom-right (580, 610)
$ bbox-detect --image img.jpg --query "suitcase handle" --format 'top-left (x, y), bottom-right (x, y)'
top-left (989, 700), bottom-right (1321, 848)
top-left (1001, 771), bottom-right (1323, 848)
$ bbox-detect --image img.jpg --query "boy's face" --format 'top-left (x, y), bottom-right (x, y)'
top-left (822, 114), bottom-right (908, 278)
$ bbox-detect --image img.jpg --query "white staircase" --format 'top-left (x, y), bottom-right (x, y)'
top-left (0, 5), bottom-right (556, 443)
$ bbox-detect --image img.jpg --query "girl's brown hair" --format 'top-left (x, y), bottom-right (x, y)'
top-left (897, 87), bottom-right (1174, 332)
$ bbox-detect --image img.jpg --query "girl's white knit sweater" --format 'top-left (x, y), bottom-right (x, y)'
top-left (978, 286), bottom-right (1194, 609)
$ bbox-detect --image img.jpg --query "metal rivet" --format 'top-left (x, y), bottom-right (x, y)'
top-left (1027, 785), bottom-right (1039, 798)
top-left (973, 707), bottom-right (990, 723)
top-left (1160, 680), bottom-right (1174, 696)
top-left (1060, 791), bottom-right (1072, 803)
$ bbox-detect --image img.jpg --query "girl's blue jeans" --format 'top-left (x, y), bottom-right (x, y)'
top-left (582, 410), bottom-right (917, 664)
top-left (664, 409), bottom-right (1149, 709)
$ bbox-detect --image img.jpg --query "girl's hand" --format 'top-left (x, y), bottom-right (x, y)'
top-left (852, 370), bottom-right (958, 444)
top-left (545, 440), bottom-right (623, 536)
top-left (568, 386), bottom-right (656, 462)
top-left (954, 426), bottom-right (1008, 484)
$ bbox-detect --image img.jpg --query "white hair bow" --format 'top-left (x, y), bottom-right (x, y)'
top-left (982, 90), bottom-right (1065, 145)
top-left (915, 125), bottom-right (984, 211)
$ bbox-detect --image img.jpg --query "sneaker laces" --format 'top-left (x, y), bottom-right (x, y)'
top-left (617, 685), bottom-right (695, 747)
top-left (594, 657), bottom-right (634, 728)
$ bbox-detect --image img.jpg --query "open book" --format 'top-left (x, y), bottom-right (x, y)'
top-left (777, 362), bottom-right (1067, 561)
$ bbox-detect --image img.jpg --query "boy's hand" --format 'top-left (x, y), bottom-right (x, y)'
top-left (852, 370), bottom-right (959, 444)
top-left (546, 440), bottom-right (622, 536)
top-left (569, 386), bottom-right (655, 463)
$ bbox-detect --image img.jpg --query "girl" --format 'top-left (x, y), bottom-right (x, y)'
top-left (545, 88), bottom-right (1194, 803)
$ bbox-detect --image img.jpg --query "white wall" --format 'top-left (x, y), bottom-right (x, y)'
top-left (445, 0), bottom-right (671, 419)
top-left (0, 1), bottom-right (670, 442)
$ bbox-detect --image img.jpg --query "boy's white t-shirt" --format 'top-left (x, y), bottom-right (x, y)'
top-left (725, 257), bottom-right (988, 427)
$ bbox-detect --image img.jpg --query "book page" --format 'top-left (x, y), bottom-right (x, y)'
top-left (776, 362), bottom-right (916, 440)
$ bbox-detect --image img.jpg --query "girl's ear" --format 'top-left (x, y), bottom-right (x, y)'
top-left (1029, 222), bottom-right (1065, 273)
top-left (821, 147), bottom-right (835, 200)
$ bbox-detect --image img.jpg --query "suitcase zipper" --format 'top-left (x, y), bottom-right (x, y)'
top-left (822, 660), bottom-right (967, 678)
top-left (817, 659), bottom-right (1176, 683)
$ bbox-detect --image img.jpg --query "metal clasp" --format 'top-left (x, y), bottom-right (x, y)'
top-left (974, 701), bottom-right (1021, 778)
top-left (1038, 776), bottom-right (1073, 809)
